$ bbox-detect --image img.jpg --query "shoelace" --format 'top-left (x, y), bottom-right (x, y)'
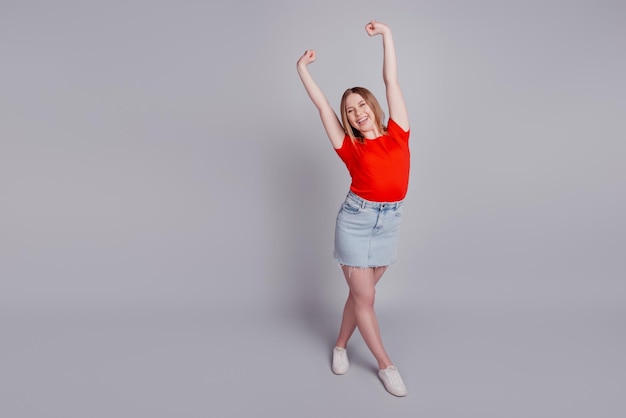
top-left (385, 367), bottom-right (403, 386)
top-left (334, 349), bottom-right (347, 363)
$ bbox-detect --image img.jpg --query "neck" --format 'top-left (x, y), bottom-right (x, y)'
top-left (362, 129), bottom-right (381, 139)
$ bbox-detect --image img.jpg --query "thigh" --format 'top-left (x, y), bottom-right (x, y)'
top-left (342, 266), bottom-right (377, 300)
top-left (373, 266), bottom-right (388, 285)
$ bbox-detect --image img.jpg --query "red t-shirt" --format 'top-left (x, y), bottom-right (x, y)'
top-left (335, 119), bottom-right (410, 202)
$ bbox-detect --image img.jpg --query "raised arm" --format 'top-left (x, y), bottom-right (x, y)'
top-left (365, 21), bottom-right (410, 131)
top-left (296, 50), bottom-right (346, 149)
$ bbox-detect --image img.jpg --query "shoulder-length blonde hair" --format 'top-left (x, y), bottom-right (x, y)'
top-left (340, 87), bottom-right (387, 144)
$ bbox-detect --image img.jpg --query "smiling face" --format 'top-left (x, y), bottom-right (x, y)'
top-left (344, 93), bottom-right (379, 137)
top-left (340, 87), bottom-right (386, 142)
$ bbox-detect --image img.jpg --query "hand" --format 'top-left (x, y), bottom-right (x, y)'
top-left (365, 20), bottom-right (390, 37)
top-left (297, 50), bottom-right (316, 68)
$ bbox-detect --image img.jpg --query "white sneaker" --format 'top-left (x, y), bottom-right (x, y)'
top-left (378, 365), bottom-right (408, 396)
top-left (332, 347), bottom-right (349, 375)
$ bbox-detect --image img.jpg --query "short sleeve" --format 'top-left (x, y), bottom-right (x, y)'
top-left (334, 134), bottom-right (352, 165)
top-left (387, 118), bottom-right (410, 142)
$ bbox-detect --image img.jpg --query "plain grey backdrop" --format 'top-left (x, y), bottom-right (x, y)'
top-left (2, 0), bottom-right (624, 417)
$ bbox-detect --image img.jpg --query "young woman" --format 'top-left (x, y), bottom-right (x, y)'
top-left (296, 20), bottom-right (411, 397)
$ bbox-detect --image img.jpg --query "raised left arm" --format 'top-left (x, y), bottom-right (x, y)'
top-left (365, 20), bottom-right (409, 131)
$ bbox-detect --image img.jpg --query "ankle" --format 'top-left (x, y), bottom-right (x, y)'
top-left (378, 360), bottom-right (394, 370)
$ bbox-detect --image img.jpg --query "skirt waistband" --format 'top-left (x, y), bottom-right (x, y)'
top-left (346, 191), bottom-right (403, 210)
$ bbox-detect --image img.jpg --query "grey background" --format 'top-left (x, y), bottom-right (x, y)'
top-left (1, 0), bottom-right (624, 417)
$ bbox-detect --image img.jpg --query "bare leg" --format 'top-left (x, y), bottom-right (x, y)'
top-left (335, 266), bottom-right (392, 369)
top-left (335, 266), bottom-right (387, 349)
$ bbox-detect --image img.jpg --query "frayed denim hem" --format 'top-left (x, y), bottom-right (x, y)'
top-left (335, 263), bottom-right (389, 278)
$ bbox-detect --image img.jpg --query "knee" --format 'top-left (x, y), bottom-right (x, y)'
top-left (351, 290), bottom-right (375, 308)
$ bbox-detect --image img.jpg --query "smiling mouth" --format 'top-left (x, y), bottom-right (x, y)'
top-left (357, 117), bottom-right (368, 125)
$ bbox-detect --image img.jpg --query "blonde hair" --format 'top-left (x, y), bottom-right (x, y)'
top-left (340, 87), bottom-right (387, 144)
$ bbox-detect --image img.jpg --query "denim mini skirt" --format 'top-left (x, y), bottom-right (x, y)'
top-left (333, 191), bottom-right (404, 268)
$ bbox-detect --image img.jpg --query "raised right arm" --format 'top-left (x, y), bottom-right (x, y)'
top-left (296, 50), bottom-right (345, 149)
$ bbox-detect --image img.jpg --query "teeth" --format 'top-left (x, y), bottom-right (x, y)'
top-left (358, 117), bottom-right (367, 124)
